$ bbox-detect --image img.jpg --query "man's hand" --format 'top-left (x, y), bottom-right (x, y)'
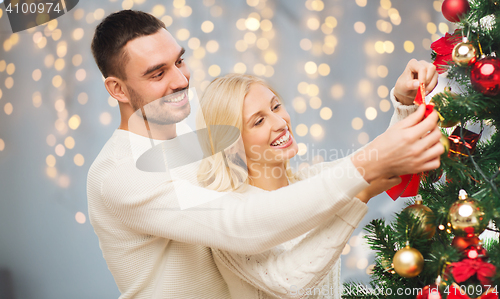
top-left (351, 105), bottom-right (445, 183)
top-left (356, 176), bottom-right (402, 203)
top-left (394, 59), bottom-right (438, 105)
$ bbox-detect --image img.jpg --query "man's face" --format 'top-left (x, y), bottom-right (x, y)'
top-left (123, 28), bottom-right (191, 125)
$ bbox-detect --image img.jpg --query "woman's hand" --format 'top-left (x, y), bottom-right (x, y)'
top-left (394, 59), bottom-right (438, 105)
top-left (356, 176), bottom-right (402, 203)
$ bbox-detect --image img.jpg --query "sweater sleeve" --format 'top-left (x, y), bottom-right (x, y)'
top-left (211, 197), bottom-right (368, 298)
top-left (100, 155), bottom-right (369, 255)
top-left (295, 87), bottom-right (419, 179)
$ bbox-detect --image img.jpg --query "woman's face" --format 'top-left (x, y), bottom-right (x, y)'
top-left (241, 83), bottom-right (298, 166)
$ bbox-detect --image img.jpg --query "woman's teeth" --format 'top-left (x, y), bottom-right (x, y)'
top-left (164, 93), bottom-right (185, 103)
top-left (271, 131), bottom-right (291, 146)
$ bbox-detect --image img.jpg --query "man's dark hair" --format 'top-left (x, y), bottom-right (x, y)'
top-left (91, 10), bottom-right (166, 80)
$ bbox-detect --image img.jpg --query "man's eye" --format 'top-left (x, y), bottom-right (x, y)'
top-left (153, 71), bottom-right (164, 78)
top-left (254, 118), bottom-right (264, 126)
top-left (176, 58), bottom-right (184, 66)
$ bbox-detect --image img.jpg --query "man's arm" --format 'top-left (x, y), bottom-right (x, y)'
top-left (211, 198), bottom-right (367, 298)
top-left (100, 156), bottom-right (369, 255)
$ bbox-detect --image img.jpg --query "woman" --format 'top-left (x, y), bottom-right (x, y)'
top-left (196, 74), bottom-right (402, 299)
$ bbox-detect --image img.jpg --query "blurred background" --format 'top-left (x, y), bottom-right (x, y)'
top-left (0, 0), bottom-right (453, 298)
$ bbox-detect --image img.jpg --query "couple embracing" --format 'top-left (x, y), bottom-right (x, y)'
top-left (87, 10), bottom-right (444, 299)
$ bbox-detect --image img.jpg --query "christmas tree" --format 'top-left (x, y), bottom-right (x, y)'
top-left (344, 1), bottom-right (500, 298)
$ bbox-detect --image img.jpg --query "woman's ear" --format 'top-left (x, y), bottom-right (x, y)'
top-left (104, 76), bottom-right (130, 104)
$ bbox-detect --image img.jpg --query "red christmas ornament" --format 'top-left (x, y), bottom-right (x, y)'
top-left (442, 0), bottom-right (471, 22)
top-left (471, 56), bottom-right (500, 96)
top-left (417, 284), bottom-right (442, 299)
top-left (387, 84), bottom-right (429, 200)
top-left (451, 236), bottom-right (480, 251)
top-left (465, 245), bottom-right (487, 260)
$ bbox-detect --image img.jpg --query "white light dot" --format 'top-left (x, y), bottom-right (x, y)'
top-left (352, 117), bottom-right (363, 130)
top-left (297, 143), bottom-right (307, 156)
top-left (354, 21), bottom-right (366, 34)
top-left (365, 107), bottom-right (378, 120)
top-left (100, 112), bottom-right (112, 125)
top-left (75, 212), bottom-right (86, 224)
top-left (55, 144), bottom-right (66, 156)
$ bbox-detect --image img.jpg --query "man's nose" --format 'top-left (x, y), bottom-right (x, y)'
top-left (169, 67), bottom-right (189, 91)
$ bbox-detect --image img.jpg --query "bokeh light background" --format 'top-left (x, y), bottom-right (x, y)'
top-left (0, 0), bottom-right (453, 297)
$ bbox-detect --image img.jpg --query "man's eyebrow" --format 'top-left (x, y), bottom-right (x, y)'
top-left (142, 47), bottom-right (186, 77)
top-left (245, 95), bottom-right (278, 125)
top-left (142, 63), bottom-right (166, 77)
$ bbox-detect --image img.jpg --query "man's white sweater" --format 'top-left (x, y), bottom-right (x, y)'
top-left (87, 89), bottom-right (417, 298)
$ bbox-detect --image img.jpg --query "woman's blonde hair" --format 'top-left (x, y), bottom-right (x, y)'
top-left (196, 73), bottom-right (299, 192)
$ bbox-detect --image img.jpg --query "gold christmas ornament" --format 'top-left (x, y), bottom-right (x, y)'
top-left (403, 195), bottom-right (436, 239)
top-left (452, 39), bottom-right (478, 66)
top-left (440, 134), bottom-right (450, 153)
top-left (393, 245), bottom-right (424, 278)
top-left (448, 190), bottom-right (488, 237)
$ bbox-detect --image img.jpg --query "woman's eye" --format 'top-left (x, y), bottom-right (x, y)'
top-left (273, 104), bottom-right (281, 111)
top-left (153, 71), bottom-right (164, 78)
top-left (254, 118), bottom-right (264, 126)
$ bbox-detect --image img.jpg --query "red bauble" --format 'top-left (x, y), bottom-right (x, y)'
top-left (451, 236), bottom-right (480, 251)
top-left (442, 0), bottom-right (471, 22)
top-left (471, 56), bottom-right (500, 96)
top-left (417, 284), bottom-right (442, 299)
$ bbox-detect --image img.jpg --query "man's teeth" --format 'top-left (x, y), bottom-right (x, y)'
top-left (271, 131), bottom-right (291, 146)
top-left (164, 93), bottom-right (185, 103)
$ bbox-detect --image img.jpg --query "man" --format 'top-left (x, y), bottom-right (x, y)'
top-left (87, 10), bottom-right (443, 298)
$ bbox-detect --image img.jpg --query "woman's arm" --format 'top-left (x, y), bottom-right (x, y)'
top-left (211, 197), bottom-right (367, 299)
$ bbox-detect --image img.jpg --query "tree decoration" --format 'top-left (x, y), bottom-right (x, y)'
top-left (431, 30), bottom-right (463, 73)
top-left (464, 244), bottom-right (487, 260)
top-left (403, 195), bottom-right (436, 239)
top-left (451, 258), bottom-right (496, 286)
top-left (441, 134), bottom-right (451, 153)
top-left (448, 190), bottom-right (488, 238)
top-left (452, 38), bottom-right (478, 66)
top-left (470, 56), bottom-right (500, 97)
top-left (451, 235), bottom-right (480, 251)
top-left (349, 1), bottom-right (500, 296)
top-left (442, 0), bottom-right (471, 22)
top-left (393, 243), bottom-right (425, 278)
top-left (448, 126), bottom-right (481, 159)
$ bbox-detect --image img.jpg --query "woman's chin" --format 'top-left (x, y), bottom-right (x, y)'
top-left (277, 143), bottom-right (299, 160)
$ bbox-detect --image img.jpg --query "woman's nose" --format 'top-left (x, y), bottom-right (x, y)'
top-left (270, 114), bottom-right (287, 131)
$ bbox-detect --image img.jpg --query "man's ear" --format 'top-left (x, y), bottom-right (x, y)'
top-left (104, 76), bottom-right (130, 104)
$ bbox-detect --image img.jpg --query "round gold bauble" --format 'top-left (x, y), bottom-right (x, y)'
top-left (452, 42), bottom-right (478, 66)
top-left (448, 196), bottom-right (488, 237)
top-left (393, 245), bottom-right (424, 278)
top-left (403, 199), bottom-right (436, 239)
